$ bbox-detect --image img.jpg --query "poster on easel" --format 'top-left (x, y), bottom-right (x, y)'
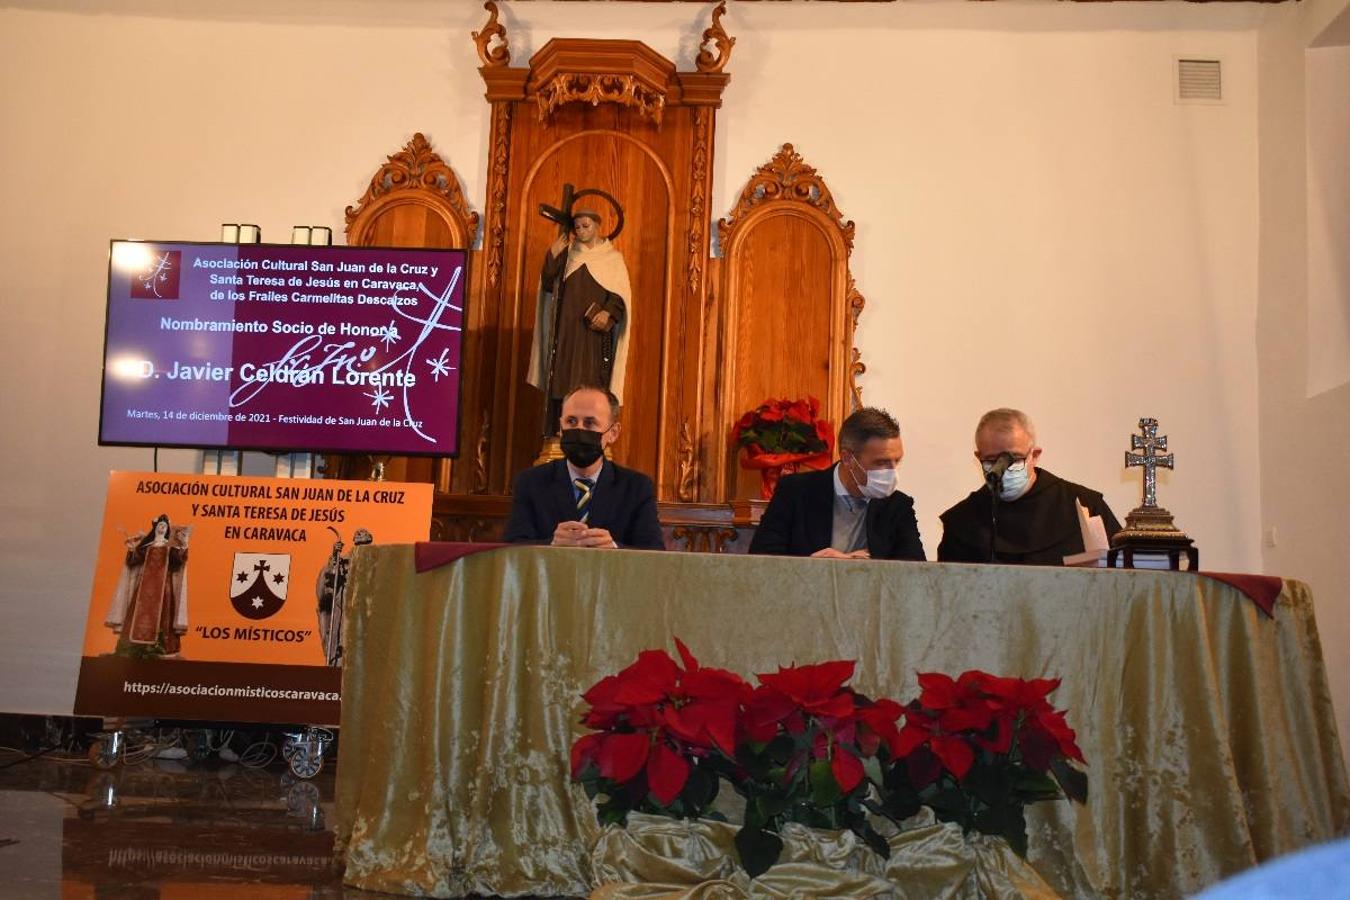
top-left (74, 471), bottom-right (431, 725)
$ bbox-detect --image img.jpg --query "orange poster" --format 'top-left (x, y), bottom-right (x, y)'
top-left (74, 471), bottom-right (431, 724)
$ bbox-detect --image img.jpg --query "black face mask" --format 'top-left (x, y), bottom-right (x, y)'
top-left (560, 428), bottom-right (606, 468)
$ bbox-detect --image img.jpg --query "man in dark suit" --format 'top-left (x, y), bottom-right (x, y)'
top-left (749, 407), bottom-right (925, 560)
top-left (503, 385), bottom-right (664, 550)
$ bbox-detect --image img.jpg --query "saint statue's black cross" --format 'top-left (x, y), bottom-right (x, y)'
top-left (538, 183), bottom-right (626, 240)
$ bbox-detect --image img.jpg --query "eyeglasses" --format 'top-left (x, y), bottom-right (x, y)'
top-left (979, 455), bottom-right (1031, 474)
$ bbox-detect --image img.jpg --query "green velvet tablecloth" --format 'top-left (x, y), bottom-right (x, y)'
top-left (334, 546), bottom-right (1350, 898)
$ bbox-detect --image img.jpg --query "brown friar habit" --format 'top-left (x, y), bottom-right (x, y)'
top-left (529, 238), bottom-right (632, 402)
top-left (937, 469), bottom-right (1121, 565)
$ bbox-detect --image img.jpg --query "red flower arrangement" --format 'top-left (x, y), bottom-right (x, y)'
top-left (570, 639), bottom-right (751, 822)
top-left (571, 643), bottom-right (1087, 876)
top-left (731, 397), bottom-right (835, 499)
top-left (883, 670), bottom-right (1088, 857)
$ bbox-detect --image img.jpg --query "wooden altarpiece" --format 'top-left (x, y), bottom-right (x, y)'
top-left (330, 3), bottom-right (867, 550)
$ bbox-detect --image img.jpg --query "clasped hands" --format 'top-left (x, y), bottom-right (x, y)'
top-left (809, 547), bottom-right (871, 560)
top-left (552, 520), bottom-right (618, 549)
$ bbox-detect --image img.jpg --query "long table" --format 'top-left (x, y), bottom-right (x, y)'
top-left (334, 546), bottom-right (1350, 897)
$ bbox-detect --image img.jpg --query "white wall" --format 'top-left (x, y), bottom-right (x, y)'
top-left (0, 0), bottom-right (1271, 715)
top-left (1257, 0), bottom-right (1350, 760)
top-left (1305, 44), bottom-right (1350, 397)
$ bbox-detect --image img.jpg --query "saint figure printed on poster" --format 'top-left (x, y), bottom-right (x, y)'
top-left (104, 514), bottom-right (191, 659)
top-left (315, 527), bottom-right (373, 667)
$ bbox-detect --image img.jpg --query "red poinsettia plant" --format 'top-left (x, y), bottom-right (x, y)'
top-left (731, 397), bottom-right (835, 499)
top-left (732, 659), bottom-right (903, 875)
top-left (881, 670), bottom-right (1088, 857)
top-left (571, 645), bottom-right (1088, 877)
top-left (570, 639), bottom-right (751, 823)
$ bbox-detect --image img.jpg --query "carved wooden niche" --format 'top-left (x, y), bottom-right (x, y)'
top-left (473, 6), bottom-right (731, 500)
top-left (709, 144), bottom-right (866, 502)
top-left (337, 132), bottom-right (480, 489)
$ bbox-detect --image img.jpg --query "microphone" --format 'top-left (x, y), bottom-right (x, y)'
top-left (984, 452), bottom-right (1014, 493)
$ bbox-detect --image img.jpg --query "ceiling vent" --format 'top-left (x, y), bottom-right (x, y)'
top-left (1176, 58), bottom-right (1223, 104)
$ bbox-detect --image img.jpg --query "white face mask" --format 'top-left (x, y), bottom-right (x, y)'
top-left (848, 455), bottom-right (898, 500)
top-left (998, 462), bottom-right (1032, 501)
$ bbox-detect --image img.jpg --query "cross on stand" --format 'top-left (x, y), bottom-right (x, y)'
top-left (1109, 416), bottom-right (1197, 571)
top-left (1124, 417), bottom-right (1173, 509)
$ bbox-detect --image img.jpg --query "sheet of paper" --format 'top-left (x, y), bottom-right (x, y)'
top-left (1076, 498), bottom-right (1110, 552)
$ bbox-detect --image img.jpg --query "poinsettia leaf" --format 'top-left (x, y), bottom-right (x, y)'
top-left (809, 759), bottom-right (842, 806)
top-left (862, 755), bottom-right (885, 788)
top-left (681, 763), bottom-right (719, 812)
top-left (1013, 769), bottom-right (1060, 801)
top-left (1050, 757), bottom-right (1089, 803)
top-left (735, 825), bottom-right (785, 879)
top-left (597, 803), bottom-right (629, 827)
top-left (861, 823), bottom-right (892, 861)
top-left (1002, 805), bottom-right (1029, 858)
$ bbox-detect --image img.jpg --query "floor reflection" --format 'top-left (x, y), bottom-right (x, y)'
top-left (0, 754), bottom-right (396, 898)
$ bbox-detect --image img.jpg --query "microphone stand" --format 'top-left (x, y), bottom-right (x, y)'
top-left (988, 475), bottom-right (1001, 563)
top-left (982, 452), bottom-right (1012, 564)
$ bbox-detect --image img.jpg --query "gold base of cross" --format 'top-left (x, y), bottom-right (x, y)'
top-left (1111, 505), bottom-right (1198, 570)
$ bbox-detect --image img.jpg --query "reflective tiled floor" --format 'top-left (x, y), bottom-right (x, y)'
top-left (0, 749), bottom-right (397, 899)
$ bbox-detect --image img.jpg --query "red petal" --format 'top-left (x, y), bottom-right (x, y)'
top-left (744, 687), bottom-right (796, 732)
top-left (917, 672), bottom-right (960, 709)
top-left (613, 651), bottom-right (680, 706)
top-left (696, 701), bottom-right (740, 756)
top-left (570, 733), bottom-right (602, 779)
top-left (939, 706), bottom-right (993, 733)
top-left (894, 720), bottom-right (931, 758)
top-left (831, 746), bottom-right (865, 793)
top-left (647, 742), bottom-right (690, 805)
top-left (813, 691), bottom-right (857, 719)
top-left (673, 637), bottom-right (699, 673)
top-left (597, 732), bottom-right (649, 783)
top-left (931, 734), bottom-right (975, 779)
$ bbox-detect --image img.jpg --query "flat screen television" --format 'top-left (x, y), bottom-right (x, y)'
top-left (99, 240), bottom-right (468, 457)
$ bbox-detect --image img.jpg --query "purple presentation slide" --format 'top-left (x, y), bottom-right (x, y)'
top-left (99, 241), bottom-right (467, 456)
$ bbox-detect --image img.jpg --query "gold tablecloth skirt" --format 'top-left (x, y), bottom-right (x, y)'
top-left (335, 546), bottom-right (1350, 898)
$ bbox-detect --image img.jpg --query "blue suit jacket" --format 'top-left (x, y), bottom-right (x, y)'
top-left (503, 458), bottom-right (665, 550)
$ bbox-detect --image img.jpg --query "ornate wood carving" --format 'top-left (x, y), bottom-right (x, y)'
top-left (472, 410), bottom-right (491, 494)
top-left (676, 419), bottom-right (698, 503)
top-left (472, 1), bottom-right (510, 68)
top-left (850, 348), bottom-right (866, 412)
top-left (344, 133), bottom-right (479, 243)
top-left (671, 525), bottom-right (739, 554)
top-left (711, 143), bottom-right (865, 500)
top-left (536, 73), bottom-right (666, 124)
top-left (485, 105), bottom-right (513, 288)
top-left (528, 41), bottom-right (676, 125)
top-left (686, 108), bottom-right (711, 293)
top-left (695, 2), bottom-right (735, 75)
top-left (847, 273), bottom-right (866, 411)
top-left (717, 144), bottom-right (854, 251)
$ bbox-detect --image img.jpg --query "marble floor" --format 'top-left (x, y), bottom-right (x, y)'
top-left (0, 746), bottom-right (422, 899)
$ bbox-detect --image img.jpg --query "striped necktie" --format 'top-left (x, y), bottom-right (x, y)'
top-left (574, 477), bottom-right (594, 523)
